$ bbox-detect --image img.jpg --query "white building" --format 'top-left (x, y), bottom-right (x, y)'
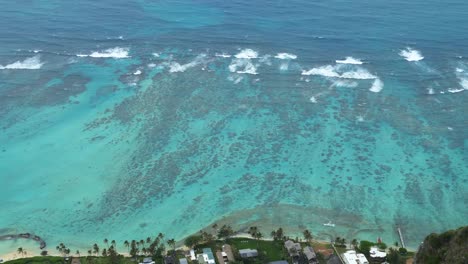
top-left (369, 246), bottom-right (387, 261)
top-left (342, 250), bottom-right (369, 264)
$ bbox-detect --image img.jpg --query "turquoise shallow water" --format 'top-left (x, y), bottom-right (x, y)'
top-left (1, 0), bottom-right (467, 255)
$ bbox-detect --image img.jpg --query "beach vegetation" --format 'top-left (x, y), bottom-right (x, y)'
top-left (302, 229), bottom-right (313, 244)
top-left (217, 225), bottom-right (234, 240)
top-left (184, 234), bottom-right (203, 248)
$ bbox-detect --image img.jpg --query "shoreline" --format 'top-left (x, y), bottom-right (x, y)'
top-left (1, 232), bottom-right (413, 262)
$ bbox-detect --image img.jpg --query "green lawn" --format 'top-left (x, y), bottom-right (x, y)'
top-left (2, 256), bottom-right (68, 264)
top-left (226, 238), bottom-right (289, 263)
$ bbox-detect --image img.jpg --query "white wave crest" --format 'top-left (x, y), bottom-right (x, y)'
top-left (369, 78), bottom-right (384, 93)
top-left (235, 49), bottom-right (258, 59)
top-left (215, 53), bottom-right (232, 58)
top-left (169, 54), bottom-right (206, 73)
top-left (229, 58), bottom-right (258, 75)
top-left (399, 47), bottom-right (424, 62)
top-left (0, 56), bottom-right (43, 70)
top-left (309, 96), bottom-right (317, 103)
top-left (459, 78), bottom-right (468, 90)
top-left (78, 47), bottom-right (130, 58)
top-left (427, 88), bottom-right (435, 95)
top-left (275, 53), bottom-right (297, 60)
top-left (336, 57), bottom-right (363, 65)
top-left (302, 65), bottom-right (377, 80)
top-left (133, 70), bottom-right (142, 75)
top-left (448, 88), bottom-right (465, 93)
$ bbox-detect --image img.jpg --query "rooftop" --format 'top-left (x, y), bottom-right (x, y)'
top-left (369, 247), bottom-right (387, 258)
top-left (342, 250), bottom-right (369, 264)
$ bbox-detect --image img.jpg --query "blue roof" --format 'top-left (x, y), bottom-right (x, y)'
top-left (202, 248), bottom-right (215, 260)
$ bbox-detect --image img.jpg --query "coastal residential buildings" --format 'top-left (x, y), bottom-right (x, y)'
top-left (284, 240), bottom-right (302, 263)
top-left (303, 246), bottom-right (318, 264)
top-left (342, 250), bottom-right (369, 264)
top-left (196, 248), bottom-right (216, 264)
top-left (369, 247), bottom-right (387, 263)
top-left (239, 248), bottom-right (259, 258)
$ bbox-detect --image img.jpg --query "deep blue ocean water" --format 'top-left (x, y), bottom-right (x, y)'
top-left (1, 0), bottom-right (467, 256)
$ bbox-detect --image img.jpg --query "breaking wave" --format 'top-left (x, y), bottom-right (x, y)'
top-left (301, 65), bottom-right (377, 80)
top-left (77, 47), bottom-right (130, 58)
top-left (275, 53), bottom-right (297, 60)
top-left (168, 54), bottom-right (207, 73)
top-left (336, 57), bottom-right (363, 65)
top-left (215, 53), bottom-right (232, 58)
top-left (234, 49), bottom-right (258, 59)
top-left (369, 78), bottom-right (384, 93)
top-left (0, 56), bottom-right (44, 70)
top-left (399, 47), bottom-right (424, 62)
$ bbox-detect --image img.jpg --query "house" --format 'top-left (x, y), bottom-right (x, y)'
top-left (196, 248), bottom-right (216, 264)
top-left (284, 240), bottom-right (302, 257)
top-left (303, 246), bottom-right (318, 264)
top-left (342, 250), bottom-right (369, 264)
top-left (139, 258), bottom-right (155, 264)
top-left (239, 248), bottom-right (258, 258)
top-left (190, 249), bottom-right (196, 260)
top-left (164, 256), bottom-right (176, 264)
top-left (369, 247), bottom-right (387, 263)
top-left (179, 258), bottom-right (188, 264)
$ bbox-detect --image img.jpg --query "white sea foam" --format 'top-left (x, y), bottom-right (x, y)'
top-left (78, 47), bottom-right (130, 58)
top-left (133, 70), bottom-right (142, 75)
top-left (153, 53), bottom-right (160, 57)
top-left (336, 57), bottom-right (363, 65)
top-left (356, 115), bottom-right (365, 122)
top-left (302, 65), bottom-right (340, 78)
top-left (234, 49), bottom-right (258, 59)
top-left (279, 62), bottom-right (289, 71)
top-left (229, 58), bottom-right (258, 75)
top-left (215, 53), bottom-right (232, 58)
top-left (427, 88), bottom-right (435, 95)
top-left (227, 75), bottom-right (244, 84)
top-left (456, 68), bottom-right (464, 73)
top-left (334, 80), bottom-right (358, 88)
top-left (168, 54), bottom-right (207, 73)
top-left (0, 56), bottom-right (43, 70)
top-left (460, 78), bottom-right (468, 90)
top-left (448, 88), bottom-right (465, 93)
top-left (309, 96), bottom-right (317, 103)
top-left (148, 63), bottom-right (157, 68)
top-left (274, 53), bottom-right (297, 60)
top-left (369, 78), bottom-right (384, 93)
top-left (302, 65), bottom-right (377, 80)
top-left (399, 47), bottom-right (424, 62)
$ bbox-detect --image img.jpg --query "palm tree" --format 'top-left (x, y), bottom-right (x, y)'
top-left (104, 238), bottom-right (109, 248)
top-left (303, 229), bottom-right (313, 244)
top-left (248, 226), bottom-right (258, 237)
top-left (111, 240), bottom-right (116, 249)
top-left (140, 239), bottom-right (145, 248)
top-left (93, 243), bottom-right (100, 256)
top-left (124, 240), bottom-right (130, 252)
top-left (255, 232), bottom-right (263, 248)
top-left (17, 247), bottom-right (24, 257)
top-left (167, 239), bottom-right (176, 252)
top-left (146, 237), bottom-right (151, 244)
top-left (351, 239), bottom-right (358, 249)
top-left (157, 233), bottom-right (164, 241)
top-left (76, 250), bottom-right (80, 257)
top-left (87, 249), bottom-right (92, 256)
